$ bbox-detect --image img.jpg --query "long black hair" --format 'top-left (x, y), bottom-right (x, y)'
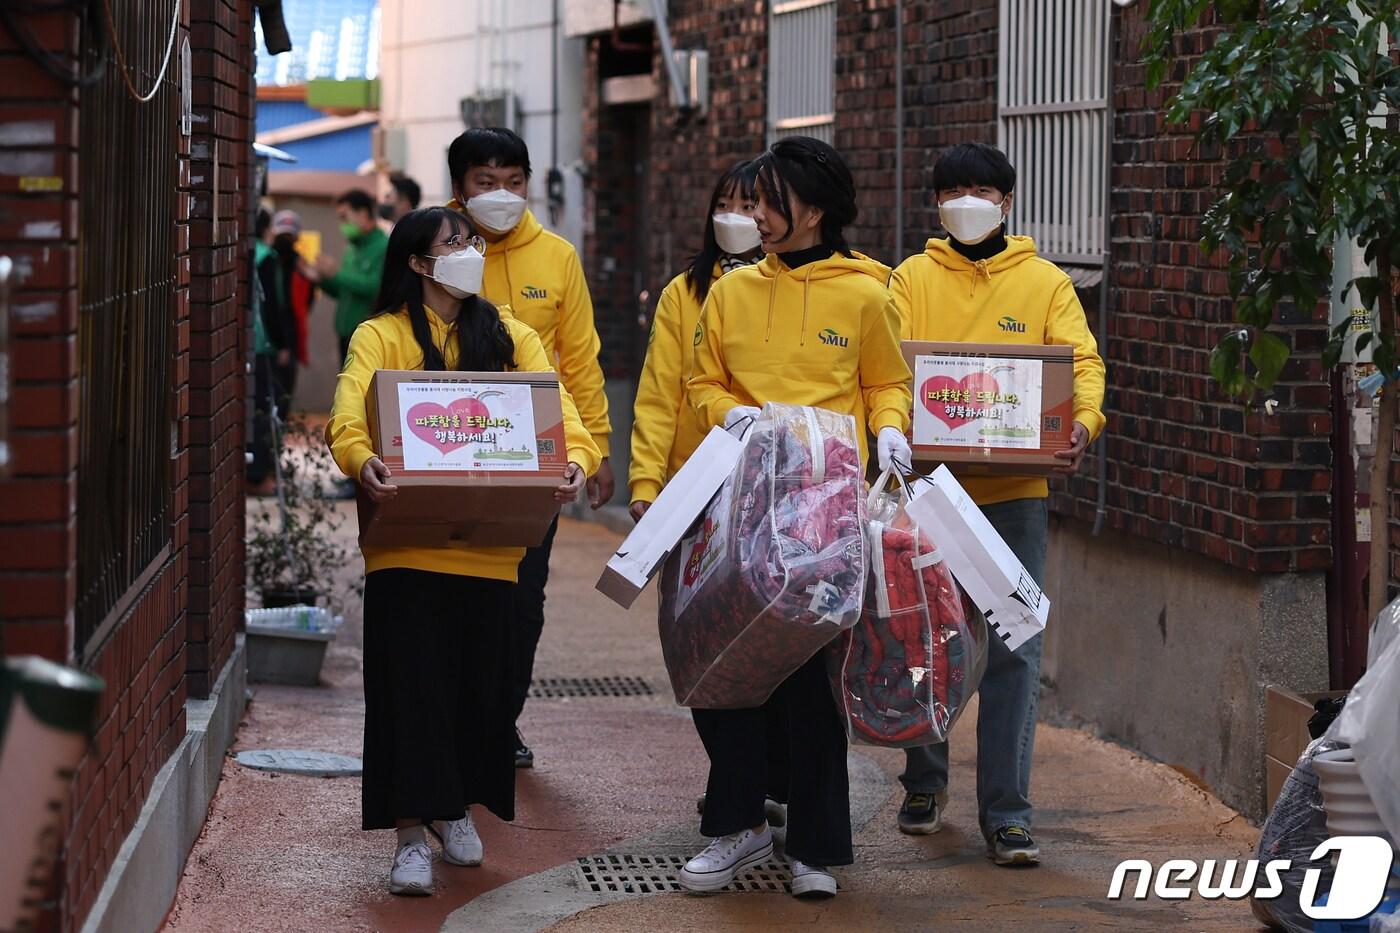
top-left (752, 136), bottom-right (856, 256)
top-left (683, 161), bottom-right (757, 304)
top-left (372, 207), bottom-right (515, 372)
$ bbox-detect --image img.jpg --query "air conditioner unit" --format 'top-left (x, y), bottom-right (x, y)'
top-left (460, 94), bottom-right (520, 131)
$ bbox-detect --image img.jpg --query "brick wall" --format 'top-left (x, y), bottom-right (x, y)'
top-left (185, 0), bottom-right (253, 699)
top-left (837, 0), bottom-right (1000, 264)
top-left (0, 1), bottom-right (253, 928)
top-left (1045, 6), bottom-right (1332, 574)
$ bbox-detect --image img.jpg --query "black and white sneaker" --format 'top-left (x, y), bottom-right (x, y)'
top-left (514, 729), bottom-right (534, 768)
top-left (987, 827), bottom-right (1040, 866)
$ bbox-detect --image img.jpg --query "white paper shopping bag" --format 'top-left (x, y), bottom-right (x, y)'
top-left (595, 426), bottom-right (745, 608)
top-left (903, 466), bottom-right (1049, 650)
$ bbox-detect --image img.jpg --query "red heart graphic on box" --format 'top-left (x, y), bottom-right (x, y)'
top-left (406, 397), bottom-right (492, 454)
top-left (920, 373), bottom-right (1001, 430)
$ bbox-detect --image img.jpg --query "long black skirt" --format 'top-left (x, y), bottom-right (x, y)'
top-left (361, 568), bottom-right (517, 830)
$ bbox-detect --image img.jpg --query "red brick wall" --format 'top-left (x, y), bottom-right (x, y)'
top-left (185, 0), bottom-right (253, 699)
top-left (1045, 6), bottom-right (1332, 574)
top-left (0, 1), bottom-right (253, 928)
top-left (837, 0), bottom-right (1000, 264)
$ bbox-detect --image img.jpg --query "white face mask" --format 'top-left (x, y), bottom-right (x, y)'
top-left (938, 194), bottom-right (1006, 245)
top-left (423, 244), bottom-right (485, 299)
top-left (465, 188), bottom-right (527, 234)
top-left (711, 212), bottom-right (761, 255)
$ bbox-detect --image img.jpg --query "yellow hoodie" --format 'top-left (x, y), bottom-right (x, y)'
top-left (326, 305), bottom-right (602, 583)
top-left (890, 235), bottom-right (1106, 505)
top-left (688, 251), bottom-right (912, 466)
top-left (629, 268), bottom-right (718, 504)
top-left (446, 203), bottom-right (612, 456)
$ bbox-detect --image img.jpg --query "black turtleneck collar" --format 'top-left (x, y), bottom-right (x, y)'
top-left (778, 244), bottom-right (835, 270)
top-left (948, 228), bottom-right (1008, 262)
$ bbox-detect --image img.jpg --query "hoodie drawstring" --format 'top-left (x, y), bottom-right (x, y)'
top-left (799, 267), bottom-right (815, 346)
top-left (765, 272), bottom-right (778, 342)
top-left (970, 258), bottom-right (992, 297)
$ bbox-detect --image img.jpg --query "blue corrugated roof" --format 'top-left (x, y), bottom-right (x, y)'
top-left (269, 124), bottom-right (374, 173)
top-left (255, 100), bottom-right (327, 134)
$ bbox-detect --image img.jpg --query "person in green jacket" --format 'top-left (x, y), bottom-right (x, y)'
top-left (307, 189), bottom-right (389, 361)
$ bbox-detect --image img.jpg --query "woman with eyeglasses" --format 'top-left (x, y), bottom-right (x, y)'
top-left (326, 206), bottom-right (599, 896)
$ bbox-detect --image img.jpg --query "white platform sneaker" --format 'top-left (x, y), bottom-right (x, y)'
top-left (790, 860), bottom-right (838, 898)
top-left (678, 826), bottom-right (774, 893)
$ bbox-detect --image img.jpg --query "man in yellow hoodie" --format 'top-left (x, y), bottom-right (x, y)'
top-left (889, 143), bottom-right (1105, 866)
top-left (447, 127), bottom-right (613, 768)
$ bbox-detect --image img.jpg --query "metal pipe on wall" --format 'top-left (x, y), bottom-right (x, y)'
top-left (1092, 3), bottom-right (1116, 537)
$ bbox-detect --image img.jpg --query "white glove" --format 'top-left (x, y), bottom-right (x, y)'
top-left (723, 405), bottom-right (761, 430)
top-left (877, 426), bottom-right (912, 473)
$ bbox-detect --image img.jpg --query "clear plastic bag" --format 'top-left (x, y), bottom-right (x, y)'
top-left (828, 469), bottom-right (988, 747)
top-left (657, 403), bottom-right (867, 709)
top-left (1251, 736), bottom-right (1346, 933)
top-left (1330, 630), bottom-right (1400, 845)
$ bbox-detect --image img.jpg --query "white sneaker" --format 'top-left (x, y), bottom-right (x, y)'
top-left (678, 827), bottom-right (774, 893)
top-left (388, 841), bottom-right (433, 896)
top-left (429, 813), bottom-right (483, 867)
top-left (790, 860), bottom-right (837, 899)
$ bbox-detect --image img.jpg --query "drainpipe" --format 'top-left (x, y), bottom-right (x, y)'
top-left (894, 0), bottom-right (904, 260)
top-left (1092, 5), bottom-right (1117, 537)
top-left (645, 0), bottom-right (689, 109)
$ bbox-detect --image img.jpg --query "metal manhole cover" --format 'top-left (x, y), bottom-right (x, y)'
top-left (235, 749), bottom-right (362, 776)
top-left (574, 854), bottom-right (789, 894)
top-left (530, 676), bottom-right (654, 699)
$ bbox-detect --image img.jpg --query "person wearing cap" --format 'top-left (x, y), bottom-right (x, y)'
top-left (263, 210), bottom-right (318, 404)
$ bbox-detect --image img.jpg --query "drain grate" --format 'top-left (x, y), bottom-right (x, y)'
top-left (575, 854), bottom-right (789, 894)
top-left (529, 676), bottom-right (654, 699)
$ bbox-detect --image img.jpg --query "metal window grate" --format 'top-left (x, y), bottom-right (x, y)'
top-left (997, 0), bottom-right (1111, 267)
top-left (575, 854), bottom-right (790, 894)
top-left (768, 0), bottom-right (836, 144)
top-left (529, 676), bottom-right (654, 699)
top-left (75, 0), bottom-right (177, 654)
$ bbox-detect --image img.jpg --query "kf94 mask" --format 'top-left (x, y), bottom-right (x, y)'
top-left (938, 195), bottom-right (1007, 246)
top-left (424, 241), bottom-right (486, 299)
top-left (465, 189), bottom-right (527, 234)
top-left (712, 212), bottom-right (762, 255)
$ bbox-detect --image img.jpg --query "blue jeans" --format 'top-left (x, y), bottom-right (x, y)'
top-left (899, 497), bottom-right (1048, 840)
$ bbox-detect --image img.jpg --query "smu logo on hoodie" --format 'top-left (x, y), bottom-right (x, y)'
top-left (521, 285), bottom-right (548, 301)
top-left (818, 327), bottom-right (850, 348)
top-left (998, 315), bottom-right (1027, 334)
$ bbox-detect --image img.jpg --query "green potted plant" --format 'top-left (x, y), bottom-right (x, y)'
top-left (245, 416), bottom-right (358, 685)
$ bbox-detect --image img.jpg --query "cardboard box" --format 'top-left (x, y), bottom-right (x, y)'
top-left (903, 466), bottom-right (1049, 651)
top-left (357, 369), bottom-right (568, 549)
top-left (902, 340), bottom-right (1075, 475)
top-left (1264, 686), bottom-right (1347, 810)
top-left (596, 426), bottom-right (745, 609)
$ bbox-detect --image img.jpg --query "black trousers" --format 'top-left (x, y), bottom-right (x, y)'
top-left (691, 654), bottom-right (852, 867)
top-left (508, 516), bottom-right (560, 724)
top-left (361, 568), bottom-right (517, 830)
top-left (246, 353), bottom-right (276, 483)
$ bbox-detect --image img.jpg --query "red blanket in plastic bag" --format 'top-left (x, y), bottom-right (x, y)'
top-left (828, 470), bottom-right (987, 747)
top-left (657, 404), bottom-right (867, 709)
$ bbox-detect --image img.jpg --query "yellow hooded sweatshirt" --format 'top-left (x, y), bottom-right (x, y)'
top-left (688, 251), bottom-right (912, 466)
top-left (327, 305), bottom-right (602, 583)
top-left (446, 203), bottom-right (612, 457)
top-left (629, 268), bottom-right (720, 504)
top-left (889, 235), bottom-right (1106, 505)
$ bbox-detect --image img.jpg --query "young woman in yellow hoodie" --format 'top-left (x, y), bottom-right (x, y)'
top-left (326, 207), bottom-right (599, 896)
top-left (681, 137), bottom-right (913, 899)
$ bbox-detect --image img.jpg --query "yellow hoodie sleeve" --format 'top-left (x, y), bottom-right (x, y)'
top-left (629, 281), bottom-right (686, 504)
top-left (1046, 277), bottom-right (1107, 440)
top-left (512, 321), bottom-right (602, 478)
top-left (556, 248), bottom-right (612, 457)
top-left (687, 290), bottom-right (743, 431)
top-left (326, 323), bottom-right (386, 482)
top-left (859, 293), bottom-right (914, 435)
top-left (888, 262), bottom-right (916, 341)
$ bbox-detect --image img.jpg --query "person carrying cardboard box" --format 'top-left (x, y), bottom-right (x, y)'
top-left (888, 142), bottom-right (1105, 866)
top-left (326, 206), bottom-right (599, 897)
top-left (446, 127), bottom-right (614, 769)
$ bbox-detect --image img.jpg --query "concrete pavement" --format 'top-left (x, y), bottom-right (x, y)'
top-left (166, 515), bottom-right (1263, 932)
